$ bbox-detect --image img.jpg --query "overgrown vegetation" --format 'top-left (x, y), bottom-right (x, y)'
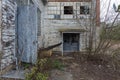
top-left (100, 25), bottom-right (120, 40)
top-left (22, 63), bottom-right (32, 69)
top-left (52, 60), bottom-right (64, 70)
top-left (111, 48), bottom-right (120, 70)
top-left (25, 58), bottom-right (64, 80)
top-left (25, 67), bottom-right (48, 80)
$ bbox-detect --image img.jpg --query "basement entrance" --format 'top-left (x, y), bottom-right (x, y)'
top-left (63, 33), bottom-right (79, 52)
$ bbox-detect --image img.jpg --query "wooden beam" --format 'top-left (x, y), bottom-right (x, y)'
top-left (39, 42), bottom-right (62, 51)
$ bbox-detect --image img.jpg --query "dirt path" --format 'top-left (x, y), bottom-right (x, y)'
top-left (1, 54), bottom-right (120, 80)
top-left (50, 70), bottom-right (73, 80)
top-left (67, 62), bottom-right (120, 80)
top-left (49, 55), bottom-right (120, 80)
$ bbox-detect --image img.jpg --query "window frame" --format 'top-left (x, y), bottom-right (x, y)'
top-left (80, 6), bottom-right (90, 15)
top-left (64, 6), bottom-right (73, 15)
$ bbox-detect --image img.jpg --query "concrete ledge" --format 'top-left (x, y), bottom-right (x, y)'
top-left (1, 70), bottom-right (25, 80)
top-left (0, 65), bottom-right (13, 75)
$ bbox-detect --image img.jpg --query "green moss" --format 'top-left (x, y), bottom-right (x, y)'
top-left (25, 70), bottom-right (48, 80)
top-left (52, 60), bottom-right (64, 70)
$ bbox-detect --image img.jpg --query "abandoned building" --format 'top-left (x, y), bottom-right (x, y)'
top-left (0, 0), bottom-right (47, 72)
top-left (0, 0), bottom-right (100, 73)
top-left (42, 0), bottom-right (100, 55)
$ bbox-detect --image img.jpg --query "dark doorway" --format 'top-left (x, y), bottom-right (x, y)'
top-left (63, 33), bottom-right (79, 52)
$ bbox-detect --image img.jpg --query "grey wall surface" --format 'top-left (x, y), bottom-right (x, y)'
top-left (1, 0), bottom-right (17, 69)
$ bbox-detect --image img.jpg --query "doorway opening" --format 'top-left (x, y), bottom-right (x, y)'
top-left (63, 33), bottom-right (80, 52)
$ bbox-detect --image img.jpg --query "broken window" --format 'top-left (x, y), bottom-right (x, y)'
top-left (64, 6), bottom-right (73, 14)
top-left (80, 6), bottom-right (89, 14)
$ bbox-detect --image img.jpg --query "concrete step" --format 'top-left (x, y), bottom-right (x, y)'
top-left (1, 70), bottom-right (25, 80)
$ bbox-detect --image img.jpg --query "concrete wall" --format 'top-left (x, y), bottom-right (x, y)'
top-left (15, 0), bottom-right (46, 63)
top-left (46, 2), bottom-right (91, 19)
top-left (16, 0), bottom-right (46, 48)
top-left (0, 0), bottom-right (2, 51)
top-left (1, 0), bottom-right (17, 69)
top-left (0, 0), bottom-right (46, 70)
top-left (33, 0), bottom-right (47, 48)
top-left (42, 2), bottom-right (96, 52)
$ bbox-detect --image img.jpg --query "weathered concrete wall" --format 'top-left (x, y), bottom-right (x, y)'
top-left (43, 20), bottom-right (91, 51)
top-left (16, 0), bottom-right (45, 11)
top-left (16, 0), bottom-right (30, 6)
top-left (16, 0), bottom-right (45, 63)
top-left (46, 2), bottom-right (91, 19)
top-left (34, 0), bottom-right (47, 48)
top-left (1, 0), bottom-right (17, 69)
top-left (16, 0), bottom-right (46, 48)
top-left (0, 0), bottom-right (2, 51)
top-left (0, 0), bottom-right (46, 68)
top-left (42, 1), bottom-right (98, 52)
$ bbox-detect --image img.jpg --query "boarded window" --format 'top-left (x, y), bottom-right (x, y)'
top-left (80, 6), bottom-right (89, 14)
top-left (54, 14), bottom-right (61, 19)
top-left (64, 6), bottom-right (73, 14)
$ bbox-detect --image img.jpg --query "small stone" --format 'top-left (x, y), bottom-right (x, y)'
top-left (80, 78), bottom-right (85, 80)
top-left (107, 65), bottom-right (111, 68)
top-left (50, 70), bottom-right (73, 80)
top-left (98, 65), bottom-right (102, 68)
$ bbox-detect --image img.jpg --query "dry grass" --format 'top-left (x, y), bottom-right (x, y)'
top-left (49, 52), bottom-right (120, 80)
